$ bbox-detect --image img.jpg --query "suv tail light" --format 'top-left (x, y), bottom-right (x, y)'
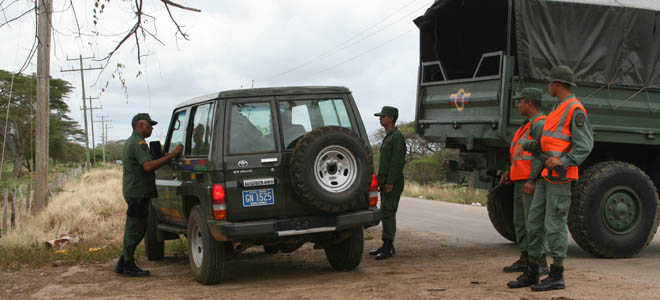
top-left (369, 173), bottom-right (379, 207)
top-left (212, 184), bottom-right (227, 220)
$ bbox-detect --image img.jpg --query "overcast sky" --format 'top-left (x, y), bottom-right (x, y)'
top-left (0, 0), bottom-right (429, 147)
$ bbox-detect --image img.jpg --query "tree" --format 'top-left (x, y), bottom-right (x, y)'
top-left (0, 69), bottom-right (83, 176)
top-left (371, 121), bottom-right (443, 164)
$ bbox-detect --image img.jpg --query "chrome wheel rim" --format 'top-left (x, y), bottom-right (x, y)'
top-left (313, 145), bottom-right (358, 193)
top-left (191, 224), bottom-right (204, 268)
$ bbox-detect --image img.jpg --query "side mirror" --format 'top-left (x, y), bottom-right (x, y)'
top-left (150, 141), bottom-right (163, 159)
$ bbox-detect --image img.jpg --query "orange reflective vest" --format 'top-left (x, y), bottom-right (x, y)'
top-left (540, 97), bottom-right (587, 181)
top-left (509, 115), bottom-right (546, 181)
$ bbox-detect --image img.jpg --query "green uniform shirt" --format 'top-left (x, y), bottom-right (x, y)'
top-left (122, 132), bottom-right (157, 198)
top-left (554, 95), bottom-right (594, 167)
top-left (378, 127), bottom-right (407, 186)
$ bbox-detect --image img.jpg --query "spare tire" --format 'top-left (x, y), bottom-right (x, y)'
top-left (290, 126), bottom-right (373, 212)
top-left (487, 183), bottom-right (516, 242)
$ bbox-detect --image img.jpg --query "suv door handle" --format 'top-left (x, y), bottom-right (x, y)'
top-left (261, 158), bottom-right (278, 164)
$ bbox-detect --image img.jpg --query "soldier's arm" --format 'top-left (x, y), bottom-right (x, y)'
top-left (143, 144), bottom-right (183, 172)
top-left (560, 109), bottom-right (594, 167)
top-left (386, 133), bottom-right (406, 185)
top-left (527, 118), bottom-right (545, 182)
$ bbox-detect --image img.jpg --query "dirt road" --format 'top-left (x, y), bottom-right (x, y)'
top-left (3, 197), bottom-right (660, 299)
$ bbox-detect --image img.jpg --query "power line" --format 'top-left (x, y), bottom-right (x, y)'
top-left (292, 29), bottom-right (414, 84)
top-left (263, 0), bottom-right (426, 83)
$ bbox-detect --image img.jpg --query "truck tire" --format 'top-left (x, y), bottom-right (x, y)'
top-left (569, 161), bottom-right (659, 258)
top-left (188, 205), bottom-right (225, 285)
top-left (487, 183), bottom-right (516, 242)
top-left (324, 227), bottom-right (364, 270)
top-left (290, 126), bottom-right (373, 212)
top-left (145, 201), bottom-right (165, 261)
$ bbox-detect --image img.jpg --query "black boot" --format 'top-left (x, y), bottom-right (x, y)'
top-left (503, 252), bottom-right (528, 273)
top-left (532, 264), bottom-right (565, 292)
top-left (114, 256), bottom-right (124, 274)
top-left (375, 239), bottom-right (394, 260)
top-left (369, 241), bottom-right (386, 255)
top-left (121, 259), bottom-right (150, 277)
top-left (507, 262), bottom-right (539, 288)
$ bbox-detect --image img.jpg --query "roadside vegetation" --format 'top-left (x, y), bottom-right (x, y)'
top-left (372, 121), bottom-right (488, 206)
top-left (0, 165), bottom-right (182, 270)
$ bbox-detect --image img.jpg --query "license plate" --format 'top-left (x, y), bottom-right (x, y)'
top-left (242, 188), bottom-right (275, 207)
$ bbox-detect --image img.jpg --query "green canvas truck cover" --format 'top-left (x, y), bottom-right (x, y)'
top-left (415, 0), bottom-right (660, 88)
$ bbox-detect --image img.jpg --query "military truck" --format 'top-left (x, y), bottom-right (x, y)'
top-left (146, 86), bottom-right (381, 284)
top-left (413, 0), bottom-right (660, 258)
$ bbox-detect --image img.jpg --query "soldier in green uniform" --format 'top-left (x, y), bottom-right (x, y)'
top-left (369, 106), bottom-right (407, 260)
top-left (503, 88), bottom-right (549, 287)
top-left (511, 66), bottom-right (594, 291)
top-left (114, 113), bottom-right (182, 277)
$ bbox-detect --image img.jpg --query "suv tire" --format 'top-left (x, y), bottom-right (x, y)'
top-left (145, 201), bottom-right (165, 260)
top-left (290, 126), bottom-right (373, 212)
top-left (324, 227), bottom-right (364, 270)
top-left (188, 205), bottom-right (225, 285)
top-left (487, 183), bottom-right (516, 242)
top-left (569, 161), bottom-right (659, 258)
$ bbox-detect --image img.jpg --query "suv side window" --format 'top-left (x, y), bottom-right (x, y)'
top-left (229, 102), bottom-right (276, 154)
top-left (278, 99), bottom-right (352, 148)
top-left (189, 103), bottom-right (214, 156)
top-left (166, 109), bottom-right (187, 152)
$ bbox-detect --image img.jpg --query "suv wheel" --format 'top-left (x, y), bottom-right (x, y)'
top-left (145, 201), bottom-right (165, 260)
top-left (290, 126), bottom-right (373, 212)
top-left (188, 205), bottom-right (225, 285)
top-left (324, 227), bottom-right (364, 270)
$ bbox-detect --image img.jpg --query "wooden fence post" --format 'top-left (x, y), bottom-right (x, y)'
top-left (2, 189), bottom-right (7, 235)
top-left (17, 186), bottom-right (23, 228)
top-left (26, 184), bottom-right (31, 210)
top-left (11, 189), bottom-right (16, 230)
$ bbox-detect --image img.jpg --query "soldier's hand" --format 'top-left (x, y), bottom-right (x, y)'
top-left (545, 157), bottom-right (563, 168)
top-left (172, 144), bottom-right (183, 157)
top-left (384, 184), bottom-right (393, 193)
top-left (522, 182), bottom-right (535, 195)
top-left (499, 171), bottom-right (510, 185)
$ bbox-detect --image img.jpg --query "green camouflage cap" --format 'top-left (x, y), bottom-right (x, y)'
top-left (513, 87), bottom-right (543, 102)
top-left (374, 106), bottom-right (399, 117)
top-left (546, 65), bottom-right (577, 87)
top-left (131, 113), bottom-right (158, 128)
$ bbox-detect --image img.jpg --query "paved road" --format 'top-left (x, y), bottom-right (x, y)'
top-left (396, 196), bottom-right (660, 283)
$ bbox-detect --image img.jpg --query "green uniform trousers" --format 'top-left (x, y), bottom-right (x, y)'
top-left (512, 181), bottom-right (549, 253)
top-left (121, 197), bottom-right (150, 261)
top-left (527, 179), bottom-right (571, 260)
top-left (380, 185), bottom-right (403, 241)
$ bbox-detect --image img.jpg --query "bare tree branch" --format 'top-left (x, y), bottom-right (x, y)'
top-left (0, 7), bottom-right (34, 29)
top-left (163, 2), bottom-right (189, 40)
top-left (160, 0), bottom-right (201, 12)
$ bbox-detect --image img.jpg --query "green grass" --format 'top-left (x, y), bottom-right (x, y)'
top-left (0, 241), bottom-right (122, 270)
top-left (403, 181), bottom-right (488, 206)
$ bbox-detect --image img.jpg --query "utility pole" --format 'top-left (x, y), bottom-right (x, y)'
top-left (94, 116), bottom-right (111, 163)
top-left (61, 56), bottom-right (102, 167)
top-left (34, 0), bottom-right (52, 213)
top-left (81, 96), bottom-right (101, 165)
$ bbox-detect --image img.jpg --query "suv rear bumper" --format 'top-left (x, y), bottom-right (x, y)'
top-left (207, 208), bottom-right (381, 242)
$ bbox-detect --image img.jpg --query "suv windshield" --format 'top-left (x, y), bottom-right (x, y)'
top-left (278, 98), bottom-right (352, 148)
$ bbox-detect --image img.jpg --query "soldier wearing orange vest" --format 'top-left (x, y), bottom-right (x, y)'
top-left (511, 66), bottom-right (594, 292)
top-left (501, 88), bottom-right (549, 284)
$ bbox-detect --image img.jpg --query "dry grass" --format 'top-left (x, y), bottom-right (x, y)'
top-left (402, 181), bottom-right (488, 206)
top-left (0, 166), bottom-right (127, 269)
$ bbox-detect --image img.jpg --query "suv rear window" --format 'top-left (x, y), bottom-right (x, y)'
top-left (229, 102), bottom-right (276, 154)
top-left (278, 99), bottom-right (352, 148)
